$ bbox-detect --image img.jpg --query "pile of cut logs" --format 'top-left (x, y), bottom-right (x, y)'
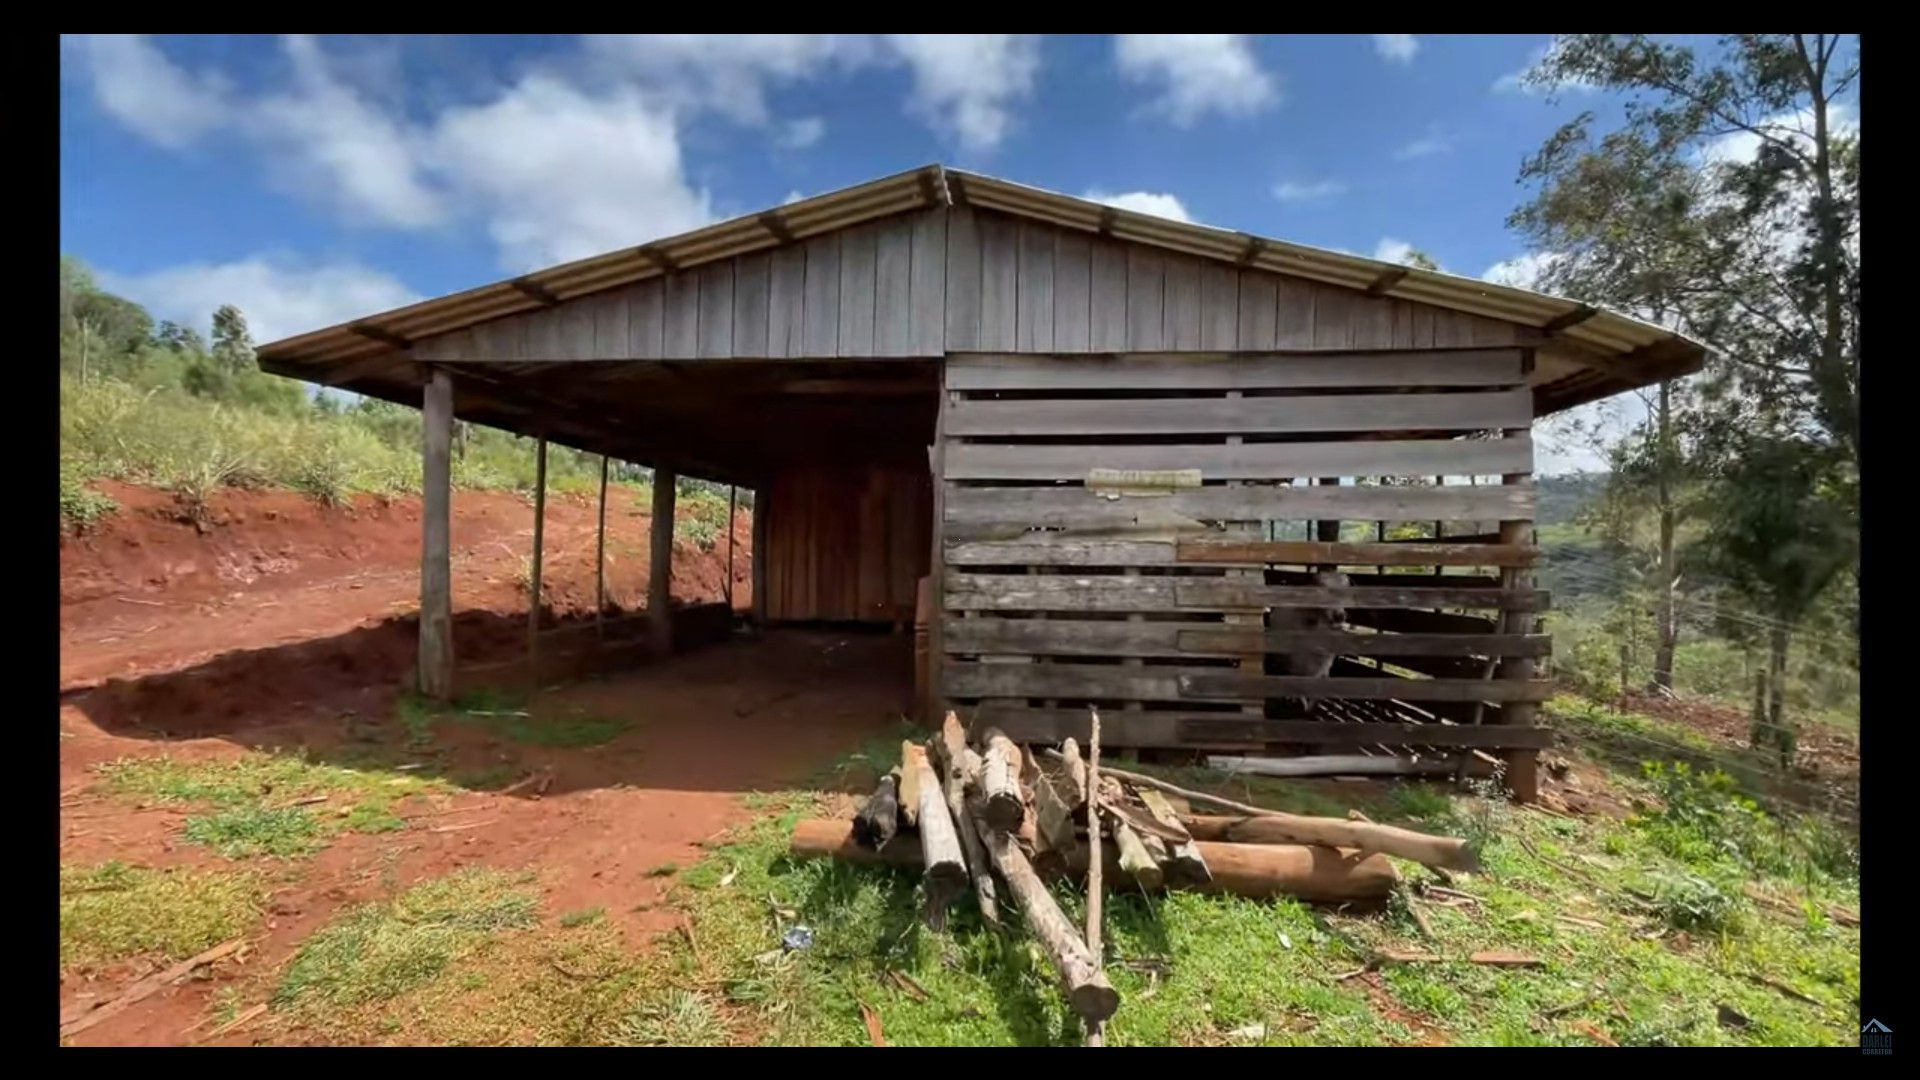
top-left (789, 709), bottom-right (1483, 1038)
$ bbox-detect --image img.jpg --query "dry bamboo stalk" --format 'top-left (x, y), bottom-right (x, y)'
top-left (1085, 708), bottom-right (1105, 1048)
top-left (937, 712), bottom-right (1000, 924)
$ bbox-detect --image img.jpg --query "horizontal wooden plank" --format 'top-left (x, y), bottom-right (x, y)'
top-left (1178, 540), bottom-right (1539, 567)
top-left (945, 662), bottom-right (1241, 703)
top-left (1175, 581), bottom-right (1547, 612)
top-left (1177, 673), bottom-right (1555, 703)
top-left (943, 435), bottom-right (1533, 481)
top-left (1346, 607), bottom-right (1501, 635)
top-left (943, 484), bottom-right (1534, 537)
top-left (945, 617), bottom-right (1235, 658)
top-left (945, 539), bottom-right (1182, 566)
top-left (944, 389), bottom-right (1532, 437)
top-left (943, 572), bottom-right (1546, 614)
top-left (1175, 629), bottom-right (1553, 658)
top-left (967, 707), bottom-right (1555, 750)
top-left (946, 349), bottom-right (1526, 391)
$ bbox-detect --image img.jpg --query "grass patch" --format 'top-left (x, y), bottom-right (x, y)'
top-left (558, 907), bottom-right (605, 928)
top-left (276, 869), bottom-right (540, 1016)
top-left (95, 749), bottom-right (448, 860)
top-left (61, 861), bottom-right (263, 971)
top-left (397, 690), bottom-right (630, 751)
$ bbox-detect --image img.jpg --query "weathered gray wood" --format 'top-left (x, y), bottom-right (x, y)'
top-left (1313, 286), bottom-right (1355, 349)
top-left (589, 291), bottom-right (627, 358)
top-left (650, 467), bottom-right (676, 654)
top-left (979, 728), bottom-right (1026, 833)
top-left (1209, 754), bottom-right (1465, 778)
top-left (874, 218), bottom-right (913, 354)
top-left (1199, 263), bottom-right (1239, 350)
top-left (1108, 815), bottom-right (1165, 891)
top-left (977, 212), bottom-right (1018, 351)
top-left (1139, 788), bottom-right (1210, 886)
top-left (528, 436), bottom-right (548, 677)
top-left (944, 349), bottom-right (1526, 390)
top-left (1125, 247), bottom-right (1165, 350)
top-left (1053, 232), bottom-right (1091, 352)
top-left (1164, 255), bottom-right (1202, 349)
top-left (935, 711), bottom-right (999, 924)
top-left (942, 434), bottom-right (1534, 481)
top-left (944, 388), bottom-right (1533, 437)
top-left (697, 261), bottom-right (734, 359)
top-left (767, 245), bottom-right (806, 358)
top-left (1236, 271), bottom-right (1277, 350)
top-left (732, 251), bottom-right (771, 358)
top-left (979, 707), bottom-right (1556, 749)
top-left (942, 571), bottom-right (1546, 613)
top-left (943, 484), bottom-right (1535, 536)
top-left (1275, 278), bottom-right (1315, 348)
top-left (663, 272), bottom-right (699, 358)
top-left (944, 616), bottom-right (1224, 658)
top-left (837, 222), bottom-right (877, 357)
top-left (1177, 538), bottom-right (1540, 567)
top-left (1176, 628), bottom-right (1553, 658)
top-left (803, 232), bottom-right (842, 357)
top-left (1089, 238), bottom-right (1129, 352)
top-left (1016, 222), bottom-right (1054, 352)
top-left (974, 818), bottom-right (1120, 1023)
top-left (945, 662), bottom-right (1242, 703)
top-left (627, 279), bottom-right (663, 360)
top-left (751, 478), bottom-right (770, 624)
top-left (944, 204), bottom-right (982, 351)
top-left (419, 369), bottom-right (454, 699)
top-left (945, 538), bottom-right (1182, 567)
top-left (909, 208), bottom-right (947, 355)
top-left (906, 742), bottom-right (966, 922)
top-left (595, 455), bottom-right (609, 634)
top-left (1176, 671), bottom-right (1556, 703)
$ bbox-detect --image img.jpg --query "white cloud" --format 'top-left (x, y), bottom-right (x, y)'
top-left (1699, 101), bottom-right (1858, 166)
top-left (775, 115), bottom-right (826, 150)
top-left (1272, 178), bottom-right (1346, 203)
top-left (885, 34), bottom-right (1039, 153)
top-left (1492, 38), bottom-right (1597, 95)
top-left (1393, 124), bottom-right (1454, 160)
top-left (65, 34), bottom-right (231, 149)
top-left (782, 189), bottom-right (807, 205)
top-left (1481, 251), bottom-right (1562, 289)
top-left (99, 257), bottom-right (420, 343)
top-left (1084, 189), bottom-right (1193, 224)
top-left (1114, 34), bottom-right (1277, 126)
top-left (429, 76), bottom-right (713, 270)
top-left (1373, 238), bottom-right (1438, 268)
top-left (581, 34), bottom-right (871, 126)
top-left (246, 36), bottom-right (446, 229)
top-left (1372, 35), bottom-right (1419, 65)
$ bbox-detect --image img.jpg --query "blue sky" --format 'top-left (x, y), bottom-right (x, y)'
top-left (60, 34), bottom-right (1737, 469)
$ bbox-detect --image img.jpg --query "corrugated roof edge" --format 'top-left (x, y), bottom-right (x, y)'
top-left (257, 162), bottom-right (1707, 407)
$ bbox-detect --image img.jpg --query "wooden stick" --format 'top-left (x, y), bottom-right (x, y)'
top-left (1042, 753), bottom-right (1480, 872)
top-left (1059, 737), bottom-right (1089, 808)
top-left (1109, 816), bottom-right (1165, 892)
top-left (897, 741), bottom-right (924, 828)
top-left (853, 771), bottom-right (902, 850)
top-left (978, 727), bottom-right (1025, 834)
top-left (1085, 708), bottom-right (1105, 1047)
top-left (1208, 754), bottom-right (1469, 778)
top-left (528, 435), bottom-right (547, 683)
top-left (61, 938), bottom-right (246, 1038)
top-left (1139, 788), bottom-right (1210, 886)
top-left (595, 454), bottom-right (609, 637)
top-left (935, 713), bottom-right (999, 925)
top-left (906, 747), bottom-right (965, 928)
top-left (973, 814), bottom-right (1120, 1024)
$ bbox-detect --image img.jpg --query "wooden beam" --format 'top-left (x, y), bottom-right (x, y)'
top-left (418, 369), bottom-right (455, 700)
top-left (650, 467), bottom-right (676, 655)
top-left (528, 436), bottom-right (548, 683)
top-left (595, 455), bottom-right (609, 637)
top-left (1539, 304), bottom-right (1598, 336)
top-left (350, 323), bottom-right (411, 350)
top-left (756, 210), bottom-right (797, 245)
top-left (1366, 266), bottom-right (1411, 296)
top-left (1235, 234), bottom-right (1269, 266)
top-left (751, 481), bottom-right (769, 625)
top-left (1177, 540), bottom-right (1540, 568)
top-left (508, 277), bottom-right (561, 306)
top-left (636, 244), bottom-right (679, 273)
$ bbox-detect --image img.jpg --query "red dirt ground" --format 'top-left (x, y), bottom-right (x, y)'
top-left (59, 483), bottom-right (910, 1046)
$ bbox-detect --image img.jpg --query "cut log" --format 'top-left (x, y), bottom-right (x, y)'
top-left (906, 746), bottom-right (966, 925)
top-left (978, 728), bottom-right (1025, 833)
top-left (1032, 767), bottom-right (1081, 878)
top-left (1083, 710), bottom-right (1105, 1048)
top-left (1139, 788), bottom-right (1211, 886)
top-left (1050, 754), bottom-right (1480, 872)
top-left (1059, 737), bottom-right (1089, 807)
top-left (852, 771), bottom-right (901, 850)
top-left (973, 817), bottom-right (1120, 1024)
top-left (790, 819), bottom-right (1396, 904)
top-left (935, 714), bottom-right (1000, 924)
top-left (1108, 816), bottom-right (1165, 892)
top-left (898, 742), bottom-right (925, 827)
top-left (1182, 814), bottom-right (1479, 873)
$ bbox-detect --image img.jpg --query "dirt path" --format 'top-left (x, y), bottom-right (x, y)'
top-left (58, 483), bottom-right (908, 1046)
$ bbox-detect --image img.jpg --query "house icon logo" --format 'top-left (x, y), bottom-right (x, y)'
top-left (1862, 1018), bottom-right (1891, 1055)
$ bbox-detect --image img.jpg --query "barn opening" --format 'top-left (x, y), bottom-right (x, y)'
top-left (257, 164), bottom-right (1705, 802)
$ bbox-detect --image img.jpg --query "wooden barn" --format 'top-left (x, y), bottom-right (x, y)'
top-left (257, 165), bottom-right (1705, 800)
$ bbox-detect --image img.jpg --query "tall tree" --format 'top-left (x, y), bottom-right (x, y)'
top-left (211, 305), bottom-right (255, 374)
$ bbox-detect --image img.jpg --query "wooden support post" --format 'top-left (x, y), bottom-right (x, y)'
top-left (650, 467), bottom-right (676, 656)
top-left (1497, 422), bottom-right (1541, 803)
top-left (724, 484), bottom-right (738, 612)
top-left (751, 484), bottom-right (769, 626)
top-left (595, 455), bottom-right (609, 638)
top-left (927, 366), bottom-right (950, 720)
top-left (905, 744), bottom-right (965, 927)
top-left (418, 368), bottom-right (454, 700)
top-left (1084, 709), bottom-right (1104, 1047)
top-left (528, 436), bottom-right (547, 683)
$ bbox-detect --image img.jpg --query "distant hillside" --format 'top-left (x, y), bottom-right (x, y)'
top-left (1536, 472), bottom-right (1607, 527)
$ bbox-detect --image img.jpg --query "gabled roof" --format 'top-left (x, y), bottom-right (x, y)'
top-left (258, 163), bottom-right (1706, 412)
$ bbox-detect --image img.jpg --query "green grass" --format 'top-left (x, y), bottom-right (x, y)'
top-left (397, 689), bottom-right (630, 750)
top-left (60, 861), bottom-right (264, 970)
top-left (95, 749), bottom-right (448, 860)
top-left (276, 868), bottom-right (541, 1013)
